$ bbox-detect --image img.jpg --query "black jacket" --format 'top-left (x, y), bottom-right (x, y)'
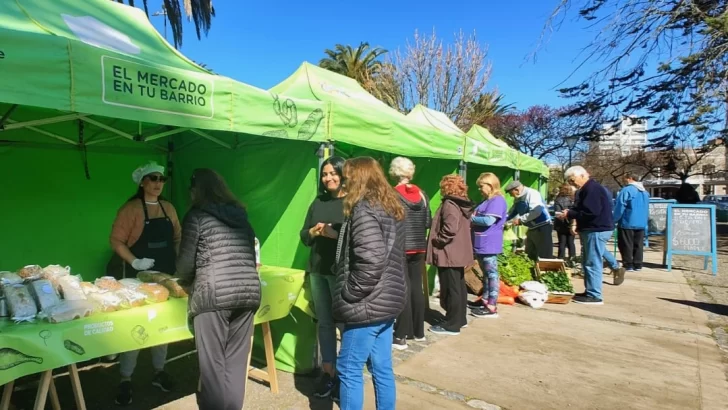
top-left (176, 204), bottom-right (261, 318)
top-left (553, 195), bottom-right (574, 234)
top-left (569, 179), bottom-right (614, 232)
top-left (398, 189), bottom-right (432, 252)
top-left (300, 194), bottom-right (345, 275)
top-left (333, 200), bottom-right (406, 325)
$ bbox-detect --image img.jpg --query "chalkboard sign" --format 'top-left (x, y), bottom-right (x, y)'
top-left (664, 204), bottom-right (717, 275)
top-left (648, 200), bottom-right (675, 235)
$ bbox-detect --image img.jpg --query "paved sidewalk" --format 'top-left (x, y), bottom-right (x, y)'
top-left (149, 242), bottom-right (728, 410)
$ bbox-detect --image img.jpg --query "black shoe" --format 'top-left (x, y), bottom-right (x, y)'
top-left (613, 266), bottom-right (626, 286)
top-left (467, 298), bottom-right (485, 308)
top-left (572, 295), bottom-right (604, 305)
top-left (471, 307), bottom-right (499, 319)
top-left (314, 373), bottom-right (336, 398)
top-left (151, 371), bottom-right (175, 393)
top-left (429, 325), bottom-right (460, 335)
top-left (115, 381), bottom-right (132, 406)
top-left (574, 291), bottom-right (586, 297)
top-left (392, 337), bottom-right (408, 351)
top-left (634, 266), bottom-right (643, 272)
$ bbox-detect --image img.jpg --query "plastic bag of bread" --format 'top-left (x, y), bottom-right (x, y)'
top-left (28, 279), bottom-right (61, 311)
top-left (137, 270), bottom-right (170, 283)
top-left (114, 288), bottom-right (147, 309)
top-left (138, 271), bottom-right (187, 298)
top-left (119, 278), bottom-right (142, 289)
top-left (17, 265), bottom-right (42, 281)
top-left (58, 275), bottom-right (87, 301)
top-left (88, 291), bottom-right (122, 313)
top-left (0, 271), bottom-right (23, 286)
top-left (95, 276), bottom-right (123, 291)
top-left (5, 284), bottom-right (38, 322)
top-left (41, 265), bottom-right (70, 291)
top-left (80, 282), bottom-right (100, 295)
top-left (40, 300), bottom-right (94, 323)
top-left (160, 278), bottom-right (187, 298)
top-left (137, 283), bottom-right (169, 304)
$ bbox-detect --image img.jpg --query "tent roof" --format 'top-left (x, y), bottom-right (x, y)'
top-left (270, 62), bottom-right (464, 160)
top-left (0, 0), bottom-right (330, 150)
top-left (406, 104), bottom-right (464, 137)
top-left (464, 125), bottom-right (548, 177)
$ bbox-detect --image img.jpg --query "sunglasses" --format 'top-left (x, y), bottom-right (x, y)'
top-left (146, 175), bottom-right (168, 183)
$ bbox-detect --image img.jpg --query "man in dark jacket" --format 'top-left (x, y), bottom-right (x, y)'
top-left (557, 166), bottom-right (625, 305)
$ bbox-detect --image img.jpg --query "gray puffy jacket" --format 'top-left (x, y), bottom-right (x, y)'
top-left (333, 200), bottom-right (406, 325)
top-left (176, 204), bottom-right (261, 318)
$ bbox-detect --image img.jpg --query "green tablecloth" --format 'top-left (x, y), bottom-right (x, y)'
top-left (0, 265), bottom-right (314, 385)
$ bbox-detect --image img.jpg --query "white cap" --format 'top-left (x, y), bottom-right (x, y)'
top-left (132, 162), bottom-right (165, 185)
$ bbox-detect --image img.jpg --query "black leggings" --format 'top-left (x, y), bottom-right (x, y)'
top-left (557, 233), bottom-right (576, 259)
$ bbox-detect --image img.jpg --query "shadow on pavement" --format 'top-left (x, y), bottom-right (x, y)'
top-left (658, 298), bottom-right (728, 316)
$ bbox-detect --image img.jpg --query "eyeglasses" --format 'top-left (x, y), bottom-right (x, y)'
top-left (146, 175), bottom-right (168, 183)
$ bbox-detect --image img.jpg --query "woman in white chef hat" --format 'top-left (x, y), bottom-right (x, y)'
top-left (107, 161), bottom-right (181, 405)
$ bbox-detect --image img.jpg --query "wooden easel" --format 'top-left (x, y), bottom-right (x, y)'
top-left (0, 364), bottom-right (86, 410)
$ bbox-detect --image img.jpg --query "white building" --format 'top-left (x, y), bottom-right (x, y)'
top-left (597, 116), bottom-right (648, 155)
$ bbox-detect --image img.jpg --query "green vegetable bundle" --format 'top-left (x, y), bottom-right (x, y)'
top-left (539, 270), bottom-right (574, 293)
top-left (497, 249), bottom-right (535, 286)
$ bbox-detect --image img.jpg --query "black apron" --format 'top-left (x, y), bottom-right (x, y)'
top-left (107, 199), bottom-right (177, 279)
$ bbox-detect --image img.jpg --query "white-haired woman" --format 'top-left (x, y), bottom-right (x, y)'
top-left (389, 157), bottom-right (431, 350)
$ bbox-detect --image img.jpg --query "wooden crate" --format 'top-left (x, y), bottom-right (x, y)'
top-left (535, 259), bottom-right (574, 304)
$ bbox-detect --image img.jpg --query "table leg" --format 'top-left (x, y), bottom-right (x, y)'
top-left (68, 364), bottom-right (86, 410)
top-left (1, 381), bottom-right (14, 410)
top-left (48, 378), bottom-right (61, 410)
top-left (32, 370), bottom-right (53, 410)
top-left (261, 322), bottom-right (279, 394)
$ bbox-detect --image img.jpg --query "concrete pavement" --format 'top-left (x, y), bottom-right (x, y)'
top-left (151, 247), bottom-right (727, 410)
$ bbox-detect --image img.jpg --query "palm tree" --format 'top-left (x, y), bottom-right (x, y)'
top-left (461, 91), bottom-right (515, 132)
top-left (319, 42), bottom-right (388, 85)
top-left (118, 0), bottom-right (215, 49)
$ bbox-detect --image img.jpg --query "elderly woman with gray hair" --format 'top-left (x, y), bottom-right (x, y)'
top-left (389, 157), bottom-right (431, 350)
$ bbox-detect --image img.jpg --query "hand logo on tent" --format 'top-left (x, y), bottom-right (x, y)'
top-left (63, 14), bottom-right (141, 55)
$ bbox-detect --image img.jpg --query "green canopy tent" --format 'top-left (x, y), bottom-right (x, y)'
top-left (0, 0), bottom-right (336, 373)
top-left (269, 63), bottom-right (466, 212)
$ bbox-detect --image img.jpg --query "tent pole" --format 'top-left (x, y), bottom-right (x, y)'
top-left (145, 128), bottom-right (189, 142)
top-left (78, 120), bottom-right (91, 180)
top-left (1, 113), bottom-right (85, 130)
top-left (189, 129), bottom-right (232, 149)
top-left (167, 140), bottom-right (174, 202)
top-left (459, 160), bottom-right (467, 181)
top-left (5, 119), bottom-right (77, 145)
top-left (81, 118), bottom-right (135, 141)
top-left (0, 104), bottom-right (18, 128)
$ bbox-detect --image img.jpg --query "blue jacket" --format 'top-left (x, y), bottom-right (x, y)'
top-left (613, 182), bottom-right (649, 230)
top-left (568, 179), bottom-right (614, 232)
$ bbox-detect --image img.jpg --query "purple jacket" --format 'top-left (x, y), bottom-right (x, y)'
top-left (472, 195), bottom-right (507, 255)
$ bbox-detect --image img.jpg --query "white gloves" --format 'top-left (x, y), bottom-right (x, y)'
top-left (132, 258), bottom-right (155, 271)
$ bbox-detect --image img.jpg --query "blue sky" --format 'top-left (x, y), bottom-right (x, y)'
top-left (144, 0), bottom-right (600, 111)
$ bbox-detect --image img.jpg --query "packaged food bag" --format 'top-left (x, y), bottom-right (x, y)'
top-left (58, 275), bottom-right (87, 301)
top-left (17, 265), bottom-right (42, 281)
top-left (114, 288), bottom-right (147, 309)
top-left (518, 290), bottom-right (547, 309)
top-left (119, 278), bottom-right (142, 289)
top-left (0, 271), bottom-right (23, 286)
top-left (42, 265), bottom-right (71, 291)
top-left (88, 291), bottom-right (123, 312)
top-left (80, 282), bottom-right (100, 295)
top-left (95, 276), bottom-right (123, 291)
top-left (137, 283), bottom-right (169, 304)
top-left (40, 300), bottom-right (94, 323)
top-left (5, 284), bottom-right (38, 322)
top-left (28, 279), bottom-right (61, 311)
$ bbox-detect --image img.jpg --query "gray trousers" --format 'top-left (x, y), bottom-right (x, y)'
top-left (194, 309), bottom-right (255, 410)
top-left (525, 223), bottom-right (554, 261)
top-left (119, 345), bottom-right (168, 379)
